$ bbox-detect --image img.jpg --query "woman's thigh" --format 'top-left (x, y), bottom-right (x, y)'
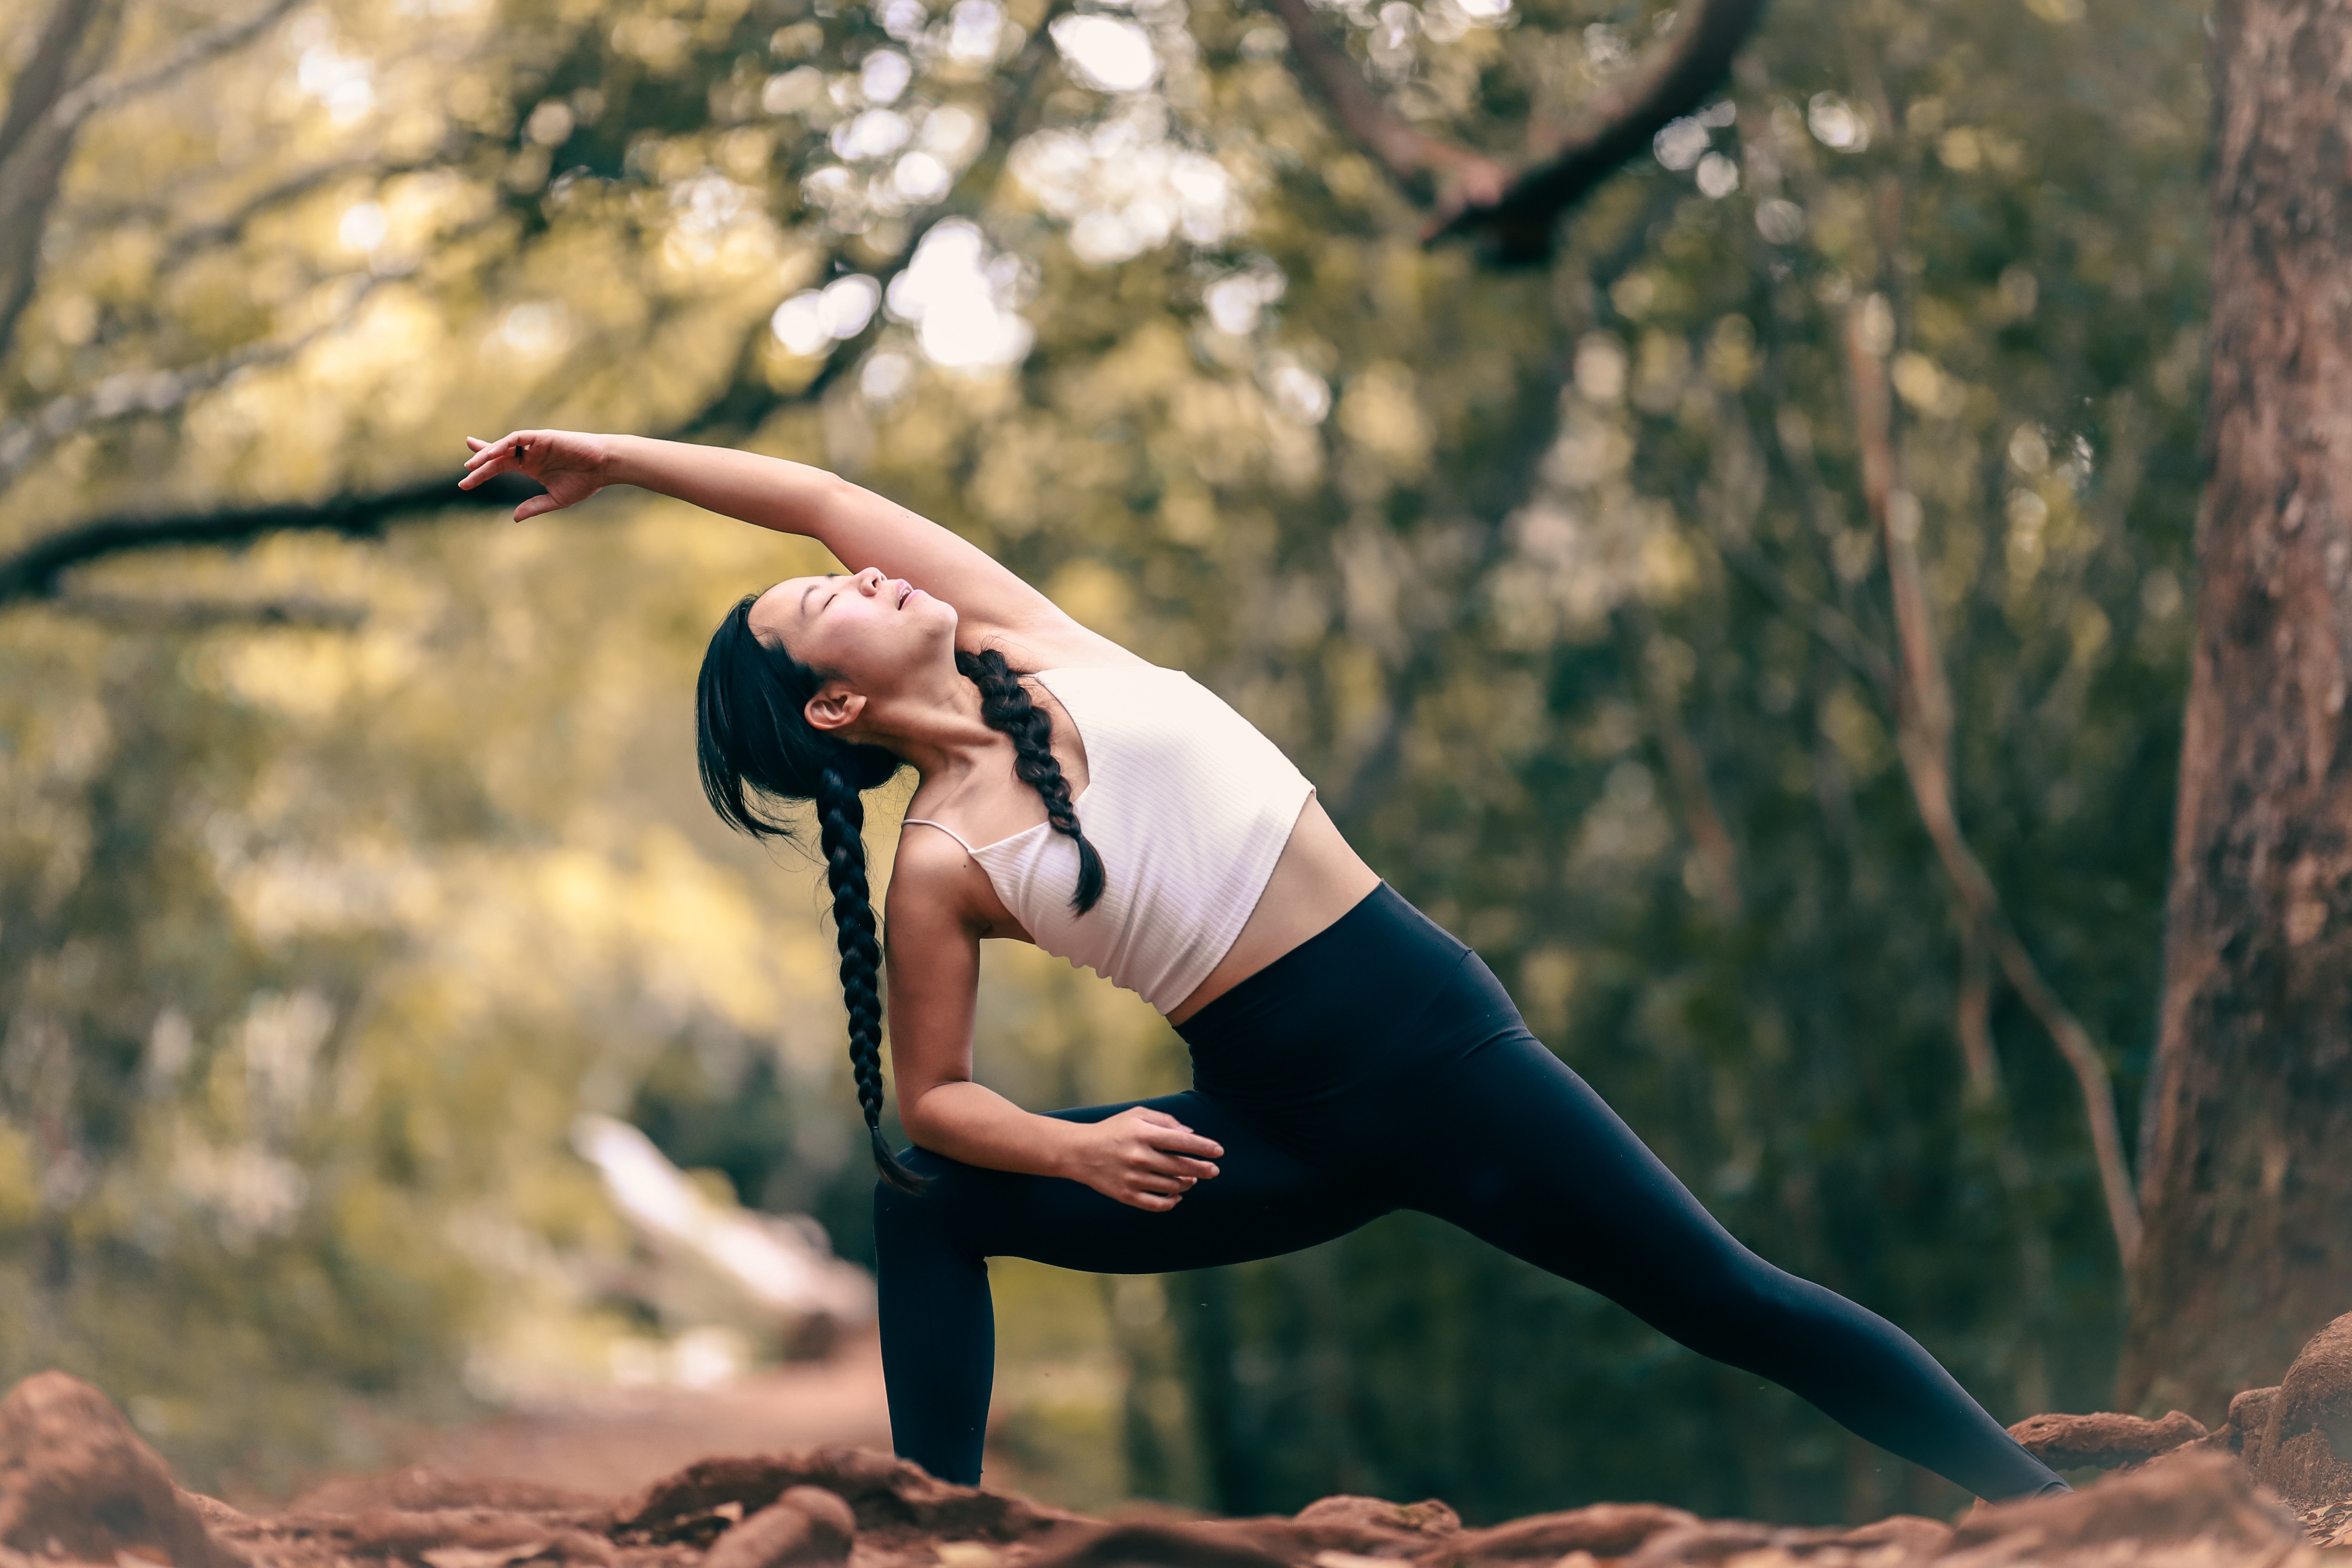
top-left (1379, 1032), bottom-right (1775, 1326)
top-left (907, 1090), bottom-right (1393, 1275)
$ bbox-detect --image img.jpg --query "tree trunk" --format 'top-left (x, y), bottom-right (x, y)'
top-left (2121, 0), bottom-right (2352, 1420)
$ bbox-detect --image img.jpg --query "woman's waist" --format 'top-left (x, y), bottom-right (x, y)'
top-left (1175, 882), bottom-right (1513, 1106)
top-left (1168, 798), bottom-right (1380, 1025)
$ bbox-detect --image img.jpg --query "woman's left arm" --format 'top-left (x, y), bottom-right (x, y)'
top-left (460, 430), bottom-right (1136, 666)
top-left (883, 838), bottom-right (1221, 1209)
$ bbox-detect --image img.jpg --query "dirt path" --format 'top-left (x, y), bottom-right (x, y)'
top-left (395, 1329), bottom-right (892, 1499)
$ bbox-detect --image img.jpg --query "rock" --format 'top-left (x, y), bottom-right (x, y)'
top-left (1835, 1514), bottom-right (1955, 1556)
top-left (1292, 1496), bottom-right (1460, 1537)
top-left (1613, 1519), bottom-right (1780, 1566)
top-left (288, 1466), bottom-right (605, 1517)
top-left (267, 1467), bottom-right (613, 1565)
top-left (707, 1485), bottom-right (859, 1568)
top-left (0, 1369), bottom-right (242, 1567)
top-left (2251, 1310), bottom-right (2352, 1512)
top-left (2006, 1408), bottom-right (2209, 1471)
top-left (2223, 1386), bottom-right (2281, 1468)
top-left (1036, 1522), bottom-right (1302, 1568)
top-left (609, 1445), bottom-right (1085, 1549)
top-left (1419, 1503), bottom-right (1699, 1565)
top-left (273, 1506), bottom-right (615, 1565)
top-left (1191, 1494), bottom-right (1462, 1565)
top-left (1607, 1514), bottom-right (1953, 1568)
top-left (1938, 1449), bottom-right (2312, 1566)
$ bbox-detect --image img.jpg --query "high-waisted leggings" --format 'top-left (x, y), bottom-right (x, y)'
top-left (874, 883), bottom-right (2061, 1501)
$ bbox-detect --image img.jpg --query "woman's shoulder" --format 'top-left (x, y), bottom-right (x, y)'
top-left (888, 820), bottom-right (991, 907)
top-left (890, 810), bottom-right (1028, 944)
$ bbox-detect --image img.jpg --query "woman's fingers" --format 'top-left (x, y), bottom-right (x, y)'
top-left (1128, 1110), bottom-right (1222, 1156)
top-left (457, 445), bottom-right (511, 488)
top-left (460, 431), bottom-right (535, 476)
top-left (1132, 1149), bottom-right (1217, 1179)
top-left (1141, 1123), bottom-right (1223, 1159)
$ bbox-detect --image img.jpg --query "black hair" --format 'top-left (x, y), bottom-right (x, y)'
top-left (694, 595), bottom-right (1104, 1194)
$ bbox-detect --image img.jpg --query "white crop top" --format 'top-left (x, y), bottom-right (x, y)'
top-left (902, 663), bottom-right (1315, 1014)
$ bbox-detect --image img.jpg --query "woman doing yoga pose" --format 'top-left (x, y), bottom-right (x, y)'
top-left (460, 429), bottom-right (2066, 1503)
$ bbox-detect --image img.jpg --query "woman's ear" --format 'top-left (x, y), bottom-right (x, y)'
top-left (805, 682), bottom-right (867, 733)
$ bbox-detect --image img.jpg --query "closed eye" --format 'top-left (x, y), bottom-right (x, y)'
top-left (798, 574), bottom-right (845, 622)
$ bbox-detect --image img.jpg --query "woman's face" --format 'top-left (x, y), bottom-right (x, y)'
top-left (748, 566), bottom-right (955, 693)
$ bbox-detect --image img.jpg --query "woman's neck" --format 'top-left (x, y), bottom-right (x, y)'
top-left (853, 669), bottom-right (1000, 785)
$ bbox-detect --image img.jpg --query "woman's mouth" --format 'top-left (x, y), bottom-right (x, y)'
top-left (897, 582), bottom-right (912, 609)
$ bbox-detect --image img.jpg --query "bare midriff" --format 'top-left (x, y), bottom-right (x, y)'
top-left (1166, 795), bottom-right (1384, 1026)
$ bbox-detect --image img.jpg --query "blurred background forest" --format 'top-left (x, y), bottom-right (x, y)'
top-left (0, 0), bottom-right (2205, 1530)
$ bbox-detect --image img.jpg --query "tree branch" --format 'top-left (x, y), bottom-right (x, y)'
top-left (1715, 535), bottom-right (1894, 694)
top-left (1266, 0), bottom-right (1772, 260)
top-left (0, 0), bottom-right (109, 169)
top-left (0, 473), bottom-right (545, 604)
top-left (1, 0), bottom-right (298, 366)
top-left (1843, 296), bottom-right (2143, 1269)
top-left (0, 269), bottom-right (405, 487)
top-left (147, 150), bottom-right (453, 269)
top-left (0, 2), bottom-right (1074, 610)
top-left (48, 0), bottom-right (301, 130)
top-left (1262, 0), bottom-right (1510, 212)
top-left (0, 0), bottom-right (119, 359)
top-left (47, 591), bottom-right (366, 629)
top-left (1617, 602), bottom-right (1743, 920)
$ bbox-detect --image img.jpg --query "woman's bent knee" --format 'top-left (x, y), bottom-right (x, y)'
top-left (873, 1150), bottom-right (979, 1256)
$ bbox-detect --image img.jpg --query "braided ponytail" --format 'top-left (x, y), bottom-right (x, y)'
top-left (696, 595), bottom-right (924, 1195)
top-left (816, 761), bottom-right (926, 1194)
top-left (956, 648), bottom-right (1106, 914)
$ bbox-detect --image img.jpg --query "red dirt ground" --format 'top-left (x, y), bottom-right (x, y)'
top-left (19, 1313), bottom-right (2352, 1567)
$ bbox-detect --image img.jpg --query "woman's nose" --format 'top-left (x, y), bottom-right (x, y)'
top-left (857, 567), bottom-right (885, 592)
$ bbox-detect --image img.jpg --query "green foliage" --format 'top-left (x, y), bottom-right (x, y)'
top-left (0, 0), bottom-right (2203, 1522)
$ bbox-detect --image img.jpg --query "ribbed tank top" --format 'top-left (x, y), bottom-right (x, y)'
top-left (902, 663), bottom-right (1315, 1015)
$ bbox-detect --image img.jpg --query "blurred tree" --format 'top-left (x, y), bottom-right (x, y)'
top-left (0, 0), bottom-right (2208, 1523)
top-left (2122, 0), bottom-right (2352, 1423)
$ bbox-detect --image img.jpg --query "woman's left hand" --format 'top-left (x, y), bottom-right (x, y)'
top-left (1058, 1107), bottom-right (1224, 1211)
top-left (460, 429), bottom-right (614, 520)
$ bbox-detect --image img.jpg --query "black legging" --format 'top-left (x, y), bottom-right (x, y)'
top-left (875, 883), bottom-right (2061, 1501)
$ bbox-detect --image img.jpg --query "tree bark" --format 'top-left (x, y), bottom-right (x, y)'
top-left (2121, 0), bottom-right (2352, 1419)
top-left (0, 0), bottom-right (118, 359)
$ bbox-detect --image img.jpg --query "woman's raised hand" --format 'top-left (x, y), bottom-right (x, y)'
top-left (459, 429), bottom-right (615, 521)
top-left (1062, 1106), bottom-right (1223, 1212)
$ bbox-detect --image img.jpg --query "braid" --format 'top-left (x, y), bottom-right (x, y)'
top-left (817, 761), bottom-right (926, 1195)
top-left (956, 648), bottom-right (1106, 914)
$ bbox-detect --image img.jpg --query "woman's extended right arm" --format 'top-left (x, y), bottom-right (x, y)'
top-left (459, 429), bottom-right (1130, 664)
top-left (882, 832), bottom-right (1223, 1211)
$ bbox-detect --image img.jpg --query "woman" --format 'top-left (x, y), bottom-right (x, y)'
top-left (460, 429), bottom-right (2066, 1503)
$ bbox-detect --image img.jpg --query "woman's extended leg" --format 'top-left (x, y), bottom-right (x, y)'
top-left (874, 1088), bottom-right (1392, 1484)
top-left (1367, 965), bottom-right (2062, 1501)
